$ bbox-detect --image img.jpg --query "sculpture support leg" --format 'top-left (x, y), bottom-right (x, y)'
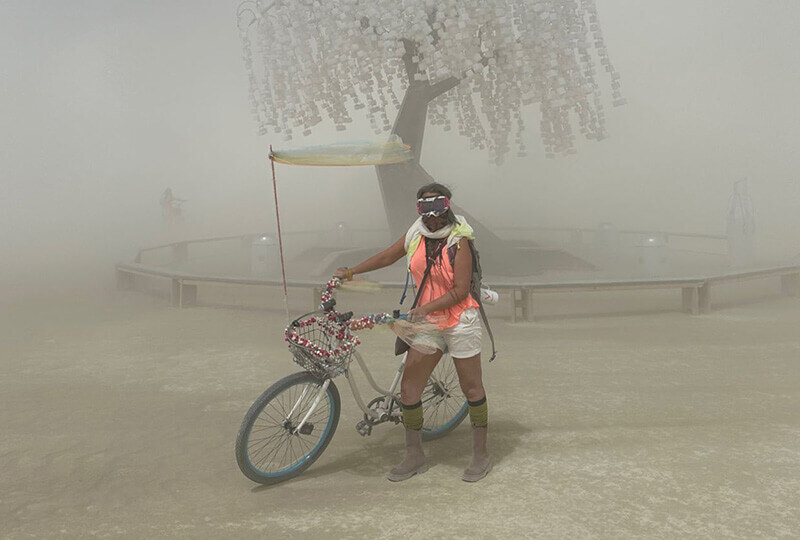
top-left (698, 283), bottom-right (712, 314)
top-left (682, 287), bottom-right (699, 314)
top-left (781, 273), bottom-right (800, 297)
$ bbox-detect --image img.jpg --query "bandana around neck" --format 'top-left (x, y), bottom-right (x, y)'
top-left (418, 217), bottom-right (454, 239)
top-left (404, 215), bottom-right (474, 261)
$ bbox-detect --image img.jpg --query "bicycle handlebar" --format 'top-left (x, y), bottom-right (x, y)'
top-left (336, 311), bottom-right (353, 323)
top-left (285, 278), bottom-right (410, 365)
top-left (314, 276), bottom-right (406, 329)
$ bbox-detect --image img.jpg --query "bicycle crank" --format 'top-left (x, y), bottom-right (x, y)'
top-left (355, 396), bottom-right (401, 436)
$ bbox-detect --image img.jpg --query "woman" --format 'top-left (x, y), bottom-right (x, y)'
top-left (335, 183), bottom-right (491, 482)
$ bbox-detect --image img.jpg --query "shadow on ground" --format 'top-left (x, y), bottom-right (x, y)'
top-left (251, 419), bottom-right (529, 491)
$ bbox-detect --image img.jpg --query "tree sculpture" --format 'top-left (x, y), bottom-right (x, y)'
top-left (238, 0), bottom-right (624, 250)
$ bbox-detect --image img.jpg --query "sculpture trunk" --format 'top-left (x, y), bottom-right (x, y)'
top-left (371, 41), bottom-right (596, 277)
top-left (375, 41), bottom-right (505, 260)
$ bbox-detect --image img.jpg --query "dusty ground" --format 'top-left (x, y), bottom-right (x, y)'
top-left (2, 291), bottom-right (799, 538)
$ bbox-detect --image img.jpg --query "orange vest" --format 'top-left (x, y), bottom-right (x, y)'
top-left (409, 239), bottom-right (479, 329)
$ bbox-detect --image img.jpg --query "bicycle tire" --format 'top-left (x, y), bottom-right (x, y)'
top-left (235, 371), bottom-right (340, 485)
top-left (421, 353), bottom-right (469, 441)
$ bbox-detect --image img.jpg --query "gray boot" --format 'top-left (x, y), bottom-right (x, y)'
top-left (462, 426), bottom-right (492, 482)
top-left (386, 428), bottom-right (428, 482)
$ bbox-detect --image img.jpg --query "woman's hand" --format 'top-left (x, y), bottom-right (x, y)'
top-left (334, 267), bottom-right (353, 280)
top-left (407, 306), bottom-right (429, 323)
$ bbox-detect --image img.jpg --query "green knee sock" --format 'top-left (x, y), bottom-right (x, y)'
top-left (468, 396), bottom-right (488, 427)
top-left (401, 400), bottom-right (423, 431)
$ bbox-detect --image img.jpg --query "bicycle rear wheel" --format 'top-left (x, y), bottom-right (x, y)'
top-left (235, 371), bottom-right (340, 485)
top-left (421, 353), bottom-right (468, 441)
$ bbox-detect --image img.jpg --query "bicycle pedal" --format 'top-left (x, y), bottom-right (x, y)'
top-left (355, 420), bottom-right (372, 437)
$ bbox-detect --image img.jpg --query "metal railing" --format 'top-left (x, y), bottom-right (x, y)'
top-left (133, 227), bottom-right (732, 264)
top-left (116, 259), bottom-right (800, 321)
top-left (118, 227), bottom-right (799, 319)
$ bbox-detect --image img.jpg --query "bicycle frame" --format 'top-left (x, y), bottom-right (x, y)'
top-left (346, 352), bottom-right (405, 419)
top-left (288, 277), bottom-right (450, 435)
top-left (292, 352), bottom-right (405, 434)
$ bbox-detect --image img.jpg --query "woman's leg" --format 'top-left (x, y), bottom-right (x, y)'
top-left (454, 354), bottom-right (492, 482)
top-left (452, 353), bottom-right (485, 403)
top-left (387, 347), bottom-right (443, 482)
top-left (400, 347), bottom-right (444, 406)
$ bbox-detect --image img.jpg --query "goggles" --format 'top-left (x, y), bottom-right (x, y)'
top-left (416, 195), bottom-right (450, 217)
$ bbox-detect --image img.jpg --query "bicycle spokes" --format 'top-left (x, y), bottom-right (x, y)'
top-left (246, 381), bottom-right (332, 473)
top-left (422, 357), bottom-right (465, 433)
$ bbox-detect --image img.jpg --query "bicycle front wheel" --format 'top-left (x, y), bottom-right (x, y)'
top-left (235, 371), bottom-right (340, 485)
top-left (421, 353), bottom-right (468, 441)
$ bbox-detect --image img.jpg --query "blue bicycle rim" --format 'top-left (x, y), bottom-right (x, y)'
top-left (423, 401), bottom-right (468, 435)
top-left (245, 382), bottom-right (336, 478)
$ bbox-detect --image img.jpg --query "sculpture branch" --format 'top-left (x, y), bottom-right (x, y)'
top-left (400, 39), bottom-right (421, 83)
top-left (425, 54), bottom-right (493, 100)
top-left (426, 77), bottom-right (460, 99)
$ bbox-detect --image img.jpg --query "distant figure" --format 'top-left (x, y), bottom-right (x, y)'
top-left (335, 221), bottom-right (349, 247)
top-left (726, 178), bottom-right (756, 268)
top-left (160, 188), bottom-right (186, 228)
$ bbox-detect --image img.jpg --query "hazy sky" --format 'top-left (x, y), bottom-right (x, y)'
top-left (2, 0), bottom-right (799, 297)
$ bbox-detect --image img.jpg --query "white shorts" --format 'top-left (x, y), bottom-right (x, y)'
top-left (411, 308), bottom-right (482, 359)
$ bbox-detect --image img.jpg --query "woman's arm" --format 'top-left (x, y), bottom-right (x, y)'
top-left (334, 236), bottom-right (406, 279)
top-left (409, 238), bottom-right (472, 320)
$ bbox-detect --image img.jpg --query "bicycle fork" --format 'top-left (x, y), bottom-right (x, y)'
top-left (289, 379), bottom-right (330, 435)
top-left (288, 353), bottom-right (407, 437)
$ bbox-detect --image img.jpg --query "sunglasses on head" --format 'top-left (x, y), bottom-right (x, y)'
top-left (416, 195), bottom-right (450, 217)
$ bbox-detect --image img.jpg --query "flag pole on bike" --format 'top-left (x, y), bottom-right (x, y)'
top-left (268, 145), bottom-right (290, 321)
top-left (265, 138), bottom-right (414, 321)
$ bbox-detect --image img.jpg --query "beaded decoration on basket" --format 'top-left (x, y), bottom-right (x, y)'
top-left (285, 278), bottom-right (394, 378)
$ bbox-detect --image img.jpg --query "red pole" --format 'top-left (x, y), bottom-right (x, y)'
top-left (269, 145), bottom-right (290, 319)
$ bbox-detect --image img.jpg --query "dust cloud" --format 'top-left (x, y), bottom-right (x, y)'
top-left (2, 0), bottom-right (799, 300)
top-left (2, 1), bottom-right (800, 537)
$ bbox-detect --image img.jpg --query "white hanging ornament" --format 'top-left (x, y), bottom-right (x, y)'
top-left (238, 0), bottom-right (623, 160)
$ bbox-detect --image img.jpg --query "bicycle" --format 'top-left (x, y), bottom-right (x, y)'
top-left (235, 277), bottom-right (469, 485)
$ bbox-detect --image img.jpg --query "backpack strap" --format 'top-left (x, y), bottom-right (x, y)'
top-left (447, 243), bottom-right (458, 266)
top-left (464, 239), bottom-right (497, 362)
top-left (398, 268), bottom-right (412, 305)
top-left (408, 240), bottom-right (446, 311)
top-left (476, 299), bottom-right (497, 362)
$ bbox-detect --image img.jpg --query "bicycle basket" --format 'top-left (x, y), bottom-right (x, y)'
top-left (285, 314), bottom-right (360, 378)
